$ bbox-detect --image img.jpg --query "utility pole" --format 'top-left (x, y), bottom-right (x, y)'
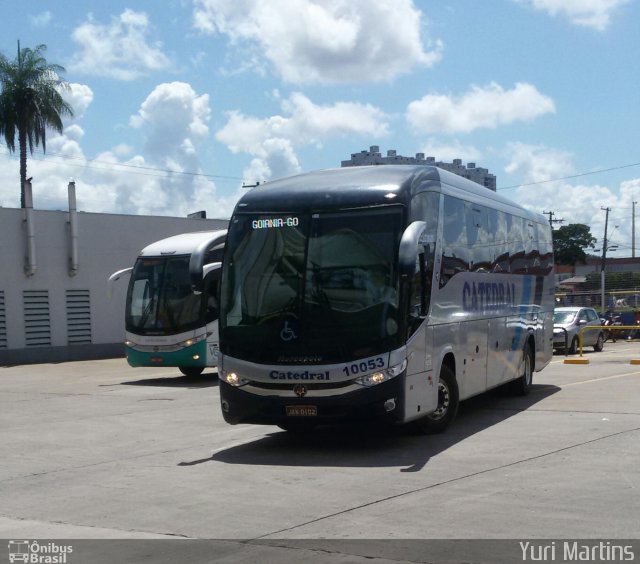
top-left (542, 210), bottom-right (564, 227)
top-left (601, 206), bottom-right (611, 312)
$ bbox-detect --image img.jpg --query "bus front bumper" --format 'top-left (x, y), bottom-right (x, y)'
top-left (126, 340), bottom-right (207, 368)
top-left (219, 377), bottom-right (404, 426)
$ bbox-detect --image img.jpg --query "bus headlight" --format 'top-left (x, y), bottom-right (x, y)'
top-left (222, 371), bottom-right (249, 387)
top-left (355, 360), bottom-right (407, 387)
top-left (176, 334), bottom-right (207, 348)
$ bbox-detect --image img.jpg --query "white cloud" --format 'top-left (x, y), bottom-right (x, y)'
top-left (0, 82), bottom-right (241, 220)
top-left (217, 92), bottom-right (388, 152)
top-left (245, 139), bottom-right (302, 184)
top-left (130, 82), bottom-right (211, 167)
top-left (216, 92), bottom-right (388, 182)
top-left (418, 138), bottom-right (483, 163)
top-left (60, 83), bottom-right (94, 121)
top-left (192, 0), bottom-right (442, 84)
top-left (407, 83), bottom-right (556, 135)
top-left (505, 141), bottom-right (575, 184)
top-left (516, 0), bottom-right (629, 30)
top-left (503, 142), bottom-right (625, 249)
top-left (69, 10), bottom-right (171, 80)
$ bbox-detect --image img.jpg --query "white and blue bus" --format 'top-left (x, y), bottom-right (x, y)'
top-left (110, 230), bottom-right (226, 376)
top-left (218, 166), bottom-right (554, 432)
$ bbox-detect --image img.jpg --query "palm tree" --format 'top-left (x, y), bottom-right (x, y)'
top-left (0, 41), bottom-right (74, 207)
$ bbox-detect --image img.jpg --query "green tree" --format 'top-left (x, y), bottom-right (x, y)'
top-left (0, 41), bottom-right (73, 207)
top-left (553, 223), bottom-right (597, 266)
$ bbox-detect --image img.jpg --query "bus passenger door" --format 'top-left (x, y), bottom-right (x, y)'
top-left (400, 221), bottom-right (438, 422)
top-left (203, 264), bottom-right (222, 366)
top-left (404, 324), bottom-right (437, 422)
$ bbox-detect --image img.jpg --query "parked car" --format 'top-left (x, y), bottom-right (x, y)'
top-left (553, 306), bottom-right (605, 354)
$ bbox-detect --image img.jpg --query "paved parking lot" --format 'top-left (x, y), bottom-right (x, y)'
top-left (1, 342), bottom-right (639, 561)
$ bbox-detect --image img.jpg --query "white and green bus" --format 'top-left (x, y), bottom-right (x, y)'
top-left (110, 230), bottom-right (226, 376)
top-left (218, 166), bottom-right (554, 432)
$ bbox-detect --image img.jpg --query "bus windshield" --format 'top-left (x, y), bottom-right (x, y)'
top-left (126, 256), bottom-right (203, 335)
top-left (221, 207), bottom-right (404, 364)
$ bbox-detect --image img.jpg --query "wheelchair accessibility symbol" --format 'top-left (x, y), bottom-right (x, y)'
top-left (280, 320), bottom-right (297, 342)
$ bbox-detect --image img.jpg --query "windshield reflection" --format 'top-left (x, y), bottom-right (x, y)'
top-left (221, 208), bottom-right (403, 364)
top-left (126, 257), bottom-right (203, 334)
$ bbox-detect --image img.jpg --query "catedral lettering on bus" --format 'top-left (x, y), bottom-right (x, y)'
top-left (463, 281), bottom-right (516, 313)
top-left (215, 165), bottom-right (554, 433)
top-left (270, 370), bottom-right (330, 380)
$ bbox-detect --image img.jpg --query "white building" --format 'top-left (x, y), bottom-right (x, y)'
top-left (341, 146), bottom-right (497, 191)
top-left (0, 186), bottom-right (228, 364)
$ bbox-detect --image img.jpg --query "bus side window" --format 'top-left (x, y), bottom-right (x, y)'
top-left (440, 196), bottom-right (468, 287)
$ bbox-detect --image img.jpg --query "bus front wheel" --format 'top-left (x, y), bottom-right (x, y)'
top-left (179, 366), bottom-right (205, 377)
top-left (413, 364), bottom-right (459, 434)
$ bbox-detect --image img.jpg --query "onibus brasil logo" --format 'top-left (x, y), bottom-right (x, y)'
top-left (8, 541), bottom-right (73, 563)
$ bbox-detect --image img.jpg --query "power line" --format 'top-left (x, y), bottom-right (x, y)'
top-left (0, 147), bottom-right (244, 182)
top-left (2, 146), bottom-right (639, 190)
top-left (498, 161), bottom-right (640, 191)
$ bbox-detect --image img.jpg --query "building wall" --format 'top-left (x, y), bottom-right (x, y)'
top-left (574, 258), bottom-right (640, 275)
top-left (0, 207), bottom-right (228, 364)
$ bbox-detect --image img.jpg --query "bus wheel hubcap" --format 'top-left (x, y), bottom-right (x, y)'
top-left (433, 382), bottom-right (450, 419)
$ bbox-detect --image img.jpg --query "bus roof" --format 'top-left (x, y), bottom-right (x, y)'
top-left (237, 166), bottom-right (544, 224)
top-left (139, 229), bottom-right (227, 257)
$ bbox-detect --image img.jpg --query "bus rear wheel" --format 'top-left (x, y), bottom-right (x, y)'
top-left (179, 366), bottom-right (204, 377)
top-left (412, 364), bottom-right (459, 434)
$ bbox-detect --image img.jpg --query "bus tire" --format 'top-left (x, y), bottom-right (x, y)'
top-left (511, 345), bottom-right (533, 396)
top-left (179, 366), bottom-right (205, 377)
top-left (413, 364), bottom-right (459, 434)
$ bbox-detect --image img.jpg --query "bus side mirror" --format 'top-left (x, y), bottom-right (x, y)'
top-left (107, 267), bottom-right (133, 298)
top-left (189, 231), bottom-right (226, 294)
top-left (399, 221), bottom-right (427, 278)
top-left (203, 262), bottom-right (221, 278)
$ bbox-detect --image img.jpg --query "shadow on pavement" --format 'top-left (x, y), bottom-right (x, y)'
top-left (179, 383), bottom-right (559, 472)
top-left (118, 372), bottom-right (219, 389)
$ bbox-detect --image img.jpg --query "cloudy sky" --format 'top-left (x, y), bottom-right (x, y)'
top-left (1, 0), bottom-right (638, 255)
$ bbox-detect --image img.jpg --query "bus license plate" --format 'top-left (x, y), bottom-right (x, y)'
top-left (286, 405), bottom-right (317, 417)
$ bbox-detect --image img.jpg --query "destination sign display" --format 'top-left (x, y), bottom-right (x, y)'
top-left (251, 217), bottom-right (299, 229)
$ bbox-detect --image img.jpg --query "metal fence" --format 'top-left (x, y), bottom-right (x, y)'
top-left (555, 288), bottom-right (640, 323)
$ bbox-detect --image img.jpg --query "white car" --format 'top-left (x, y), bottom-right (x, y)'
top-left (553, 306), bottom-right (605, 354)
